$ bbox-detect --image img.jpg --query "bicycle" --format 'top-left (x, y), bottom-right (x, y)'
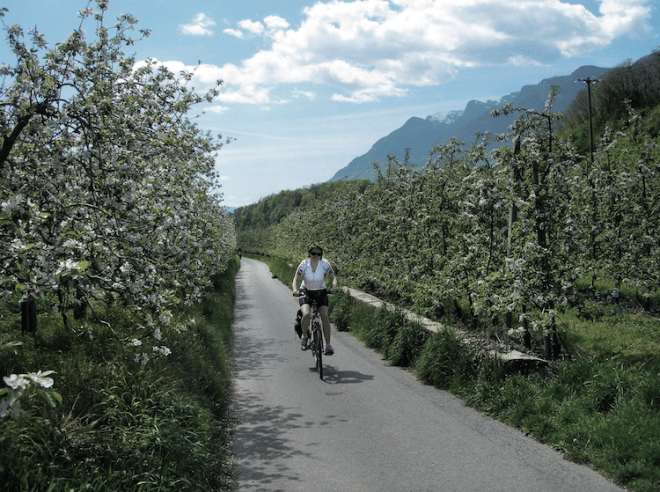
top-left (294, 290), bottom-right (329, 380)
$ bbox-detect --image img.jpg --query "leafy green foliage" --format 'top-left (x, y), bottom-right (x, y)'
top-left (0, 258), bottom-right (239, 491)
top-left (234, 180), bottom-right (371, 233)
top-left (329, 289), bottom-right (353, 332)
top-left (387, 319), bottom-right (428, 367)
top-left (562, 51), bottom-right (660, 152)
top-left (235, 86), bottom-right (660, 360)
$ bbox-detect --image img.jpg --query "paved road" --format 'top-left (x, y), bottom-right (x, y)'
top-left (231, 258), bottom-right (624, 492)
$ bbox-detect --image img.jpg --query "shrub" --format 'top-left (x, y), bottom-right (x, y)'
top-left (364, 306), bottom-right (405, 351)
top-left (387, 320), bottom-right (429, 367)
top-left (330, 290), bottom-right (353, 332)
top-left (415, 329), bottom-right (473, 390)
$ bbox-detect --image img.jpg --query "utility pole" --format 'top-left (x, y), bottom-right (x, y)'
top-left (578, 77), bottom-right (598, 166)
top-left (578, 76), bottom-right (599, 292)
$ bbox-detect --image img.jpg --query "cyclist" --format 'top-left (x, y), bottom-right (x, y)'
top-left (292, 244), bottom-right (338, 355)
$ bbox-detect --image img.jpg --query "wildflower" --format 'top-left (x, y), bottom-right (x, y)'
top-left (152, 345), bottom-right (171, 356)
top-left (0, 398), bottom-right (24, 419)
top-left (26, 370), bottom-right (55, 388)
top-left (507, 327), bottom-right (526, 338)
top-left (134, 353), bottom-right (149, 365)
top-left (3, 374), bottom-right (29, 391)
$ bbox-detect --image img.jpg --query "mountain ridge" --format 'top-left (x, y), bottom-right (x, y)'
top-left (328, 65), bottom-right (609, 182)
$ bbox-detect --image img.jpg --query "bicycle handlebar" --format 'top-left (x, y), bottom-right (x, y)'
top-left (292, 289), bottom-right (336, 297)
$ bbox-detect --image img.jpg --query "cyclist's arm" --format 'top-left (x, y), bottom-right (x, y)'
top-left (327, 269), bottom-right (338, 294)
top-left (292, 272), bottom-right (303, 294)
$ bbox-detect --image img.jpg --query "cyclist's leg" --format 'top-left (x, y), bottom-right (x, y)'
top-left (300, 304), bottom-right (312, 348)
top-left (300, 304), bottom-right (312, 335)
top-left (319, 305), bottom-right (331, 346)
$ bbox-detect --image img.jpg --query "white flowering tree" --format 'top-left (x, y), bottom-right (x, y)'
top-left (578, 107), bottom-right (660, 307)
top-left (489, 95), bottom-right (577, 354)
top-left (237, 86), bottom-right (659, 360)
top-left (0, 0), bottom-right (235, 380)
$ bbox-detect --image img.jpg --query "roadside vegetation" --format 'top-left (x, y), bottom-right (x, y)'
top-left (236, 51), bottom-right (660, 492)
top-left (1, 3), bottom-right (236, 491)
top-left (0, 260), bottom-right (238, 491)
top-left (339, 288), bottom-right (660, 492)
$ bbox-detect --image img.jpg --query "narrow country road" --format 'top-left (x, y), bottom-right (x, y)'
top-left (231, 258), bottom-right (623, 492)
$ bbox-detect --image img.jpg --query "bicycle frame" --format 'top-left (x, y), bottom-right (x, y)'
top-left (295, 291), bottom-right (326, 380)
top-left (308, 297), bottom-right (324, 380)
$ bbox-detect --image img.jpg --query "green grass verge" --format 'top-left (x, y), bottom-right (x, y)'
top-left (246, 253), bottom-right (297, 286)
top-left (0, 257), bottom-right (239, 492)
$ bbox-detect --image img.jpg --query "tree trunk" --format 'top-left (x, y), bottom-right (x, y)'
top-left (73, 285), bottom-right (87, 319)
top-left (21, 299), bottom-right (38, 335)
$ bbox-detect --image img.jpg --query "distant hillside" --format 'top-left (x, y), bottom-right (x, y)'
top-left (232, 179), bottom-right (370, 231)
top-left (329, 65), bottom-right (609, 182)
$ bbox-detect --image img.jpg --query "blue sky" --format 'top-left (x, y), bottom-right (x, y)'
top-left (2, 0), bottom-right (658, 207)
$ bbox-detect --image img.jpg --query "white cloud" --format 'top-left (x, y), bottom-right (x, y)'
top-left (217, 84), bottom-right (273, 104)
top-left (185, 0), bottom-right (654, 103)
top-left (264, 15), bottom-right (290, 31)
top-left (180, 13), bottom-right (216, 36)
top-left (205, 105), bottom-right (230, 114)
top-left (223, 28), bottom-right (244, 39)
top-left (224, 15), bottom-right (290, 39)
top-left (598, 0), bottom-right (654, 39)
top-left (293, 89), bottom-right (316, 100)
top-left (237, 19), bottom-right (265, 35)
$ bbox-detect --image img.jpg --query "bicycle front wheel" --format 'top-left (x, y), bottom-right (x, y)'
top-left (317, 341), bottom-right (323, 379)
top-left (313, 324), bottom-right (323, 380)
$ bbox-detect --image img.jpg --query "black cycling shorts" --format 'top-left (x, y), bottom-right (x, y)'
top-left (301, 289), bottom-right (329, 308)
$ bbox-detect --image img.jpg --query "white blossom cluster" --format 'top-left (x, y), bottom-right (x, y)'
top-left (0, 371), bottom-right (55, 420)
top-left (0, 4), bottom-right (236, 383)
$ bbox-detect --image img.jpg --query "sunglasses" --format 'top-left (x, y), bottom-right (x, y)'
top-left (309, 252), bottom-right (322, 257)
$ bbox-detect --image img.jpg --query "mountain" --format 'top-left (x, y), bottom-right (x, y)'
top-left (328, 65), bottom-right (609, 182)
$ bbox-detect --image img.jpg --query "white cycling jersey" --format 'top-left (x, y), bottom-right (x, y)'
top-left (296, 258), bottom-right (334, 291)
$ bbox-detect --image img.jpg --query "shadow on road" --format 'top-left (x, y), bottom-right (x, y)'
top-left (316, 365), bottom-right (375, 385)
top-left (231, 395), bottom-right (314, 488)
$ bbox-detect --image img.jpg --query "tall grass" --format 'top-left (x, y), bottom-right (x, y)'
top-left (251, 254), bottom-right (297, 285)
top-left (0, 257), bottom-right (239, 492)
